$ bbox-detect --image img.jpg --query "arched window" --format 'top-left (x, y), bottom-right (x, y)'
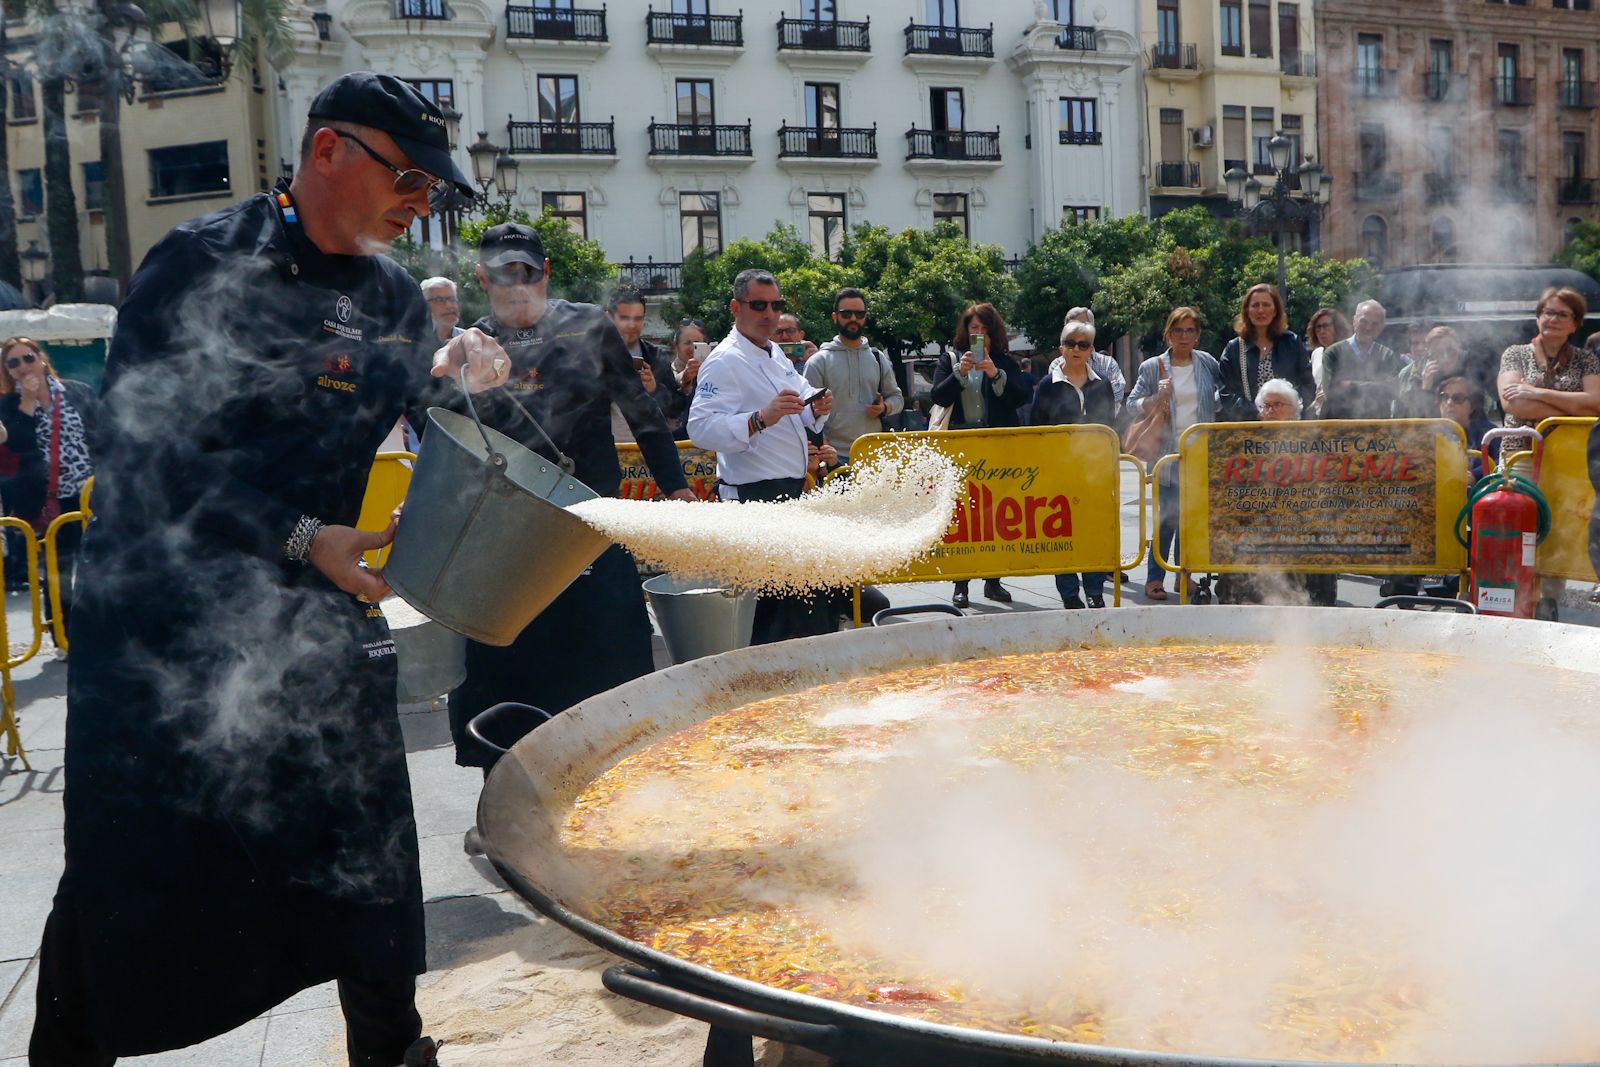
top-left (1430, 217), bottom-right (1457, 263)
top-left (1361, 214), bottom-right (1389, 267)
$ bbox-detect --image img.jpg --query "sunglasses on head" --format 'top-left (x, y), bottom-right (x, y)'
top-left (333, 130), bottom-right (446, 199)
top-left (483, 261), bottom-right (545, 287)
top-left (5, 352), bottom-right (37, 369)
top-left (1062, 340), bottom-right (1094, 350)
top-left (679, 317), bottom-right (706, 327)
top-left (740, 299), bottom-right (787, 312)
top-left (835, 308), bottom-right (867, 319)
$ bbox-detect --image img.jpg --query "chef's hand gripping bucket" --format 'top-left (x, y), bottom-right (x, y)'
top-left (385, 396), bottom-right (611, 647)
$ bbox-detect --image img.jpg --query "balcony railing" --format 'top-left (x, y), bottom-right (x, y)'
top-left (646, 9), bottom-right (742, 46)
top-left (1422, 71), bottom-right (1462, 102)
top-left (505, 5), bottom-right (607, 41)
top-left (905, 127), bottom-right (1001, 161)
top-left (904, 21), bottom-right (993, 58)
top-left (1559, 177), bottom-right (1596, 204)
top-left (1060, 129), bottom-right (1102, 146)
top-left (1425, 172), bottom-right (1461, 205)
top-left (776, 16), bottom-right (869, 51)
top-left (1353, 68), bottom-right (1397, 98)
top-left (613, 259), bottom-right (683, 294)
top-left (507, 120), bottom-right (615, 155)
top-left (1157, 161), bottom-right (1201, 188)
top-left (1492, 75), bottom-right (1535, 106)
top-left (1055, 24), bottom-right (1096, 50)
top-left (395, 0), bottom-right (447, 19)
top-left (1559, 79), bottom-right (1598, 109)
top-left (778, 124), bottom-right (877, 159)
top-left (1495, 173), bottom-right (1534, 202)
top-left (1279, 50), bottom-right (1315, 76)
top-left (1151, 42), bottom-right (1197, 70)
top-left (1354, 171), bottom-right (1401, 200)
top-left (648, 121), bottom-right (752, 156)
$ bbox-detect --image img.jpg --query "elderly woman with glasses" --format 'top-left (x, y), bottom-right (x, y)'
top-left (1032, 319), bottom-right (1117, 607)
top-left (1499, 287), bottom-right (1600, 459)
top-left (0, 336), bottom-right (99, 636)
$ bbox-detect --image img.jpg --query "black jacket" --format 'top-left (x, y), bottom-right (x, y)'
top-left (1030, 369), bottom-right (1117, 429)
top-left (638, 336), bottom-right (686, 428)
top-left (1217, 332), bottom-right (1315, 421)
top-left (930, 348), bottom-right (1030, 428)
top-left (0, 376), bottom-right (99, 518)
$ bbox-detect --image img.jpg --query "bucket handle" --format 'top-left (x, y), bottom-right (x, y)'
top-left (458, 364), bottom-right (577, 476)
top-left (467, 701), bottom-right (554, 756)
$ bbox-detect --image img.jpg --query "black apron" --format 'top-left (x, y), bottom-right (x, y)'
top-left (725, 477), bottom-right (835, 645)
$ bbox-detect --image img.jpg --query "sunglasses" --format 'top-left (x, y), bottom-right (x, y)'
top-left (333, 130), bottom-right (446, 199)
top-left (1438, 391), bottom-right (1471, 404)
top-left (835, 308), bottom-right (867, 319)
top-left (483, 261), bottom-right (545, 287)
top-left (1062, 340), bottom-right (1094, 350)
top-left (740, 299), bottom-right (787, 312)
top-left (5, 352), bottom-right (37, 369)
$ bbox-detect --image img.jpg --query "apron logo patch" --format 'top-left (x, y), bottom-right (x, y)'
top-left (362, 638), bottom-right (397, 660)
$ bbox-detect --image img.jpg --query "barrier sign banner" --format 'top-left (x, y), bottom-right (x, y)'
top-left (1532, 416), bottom-right (1598, 583)
top-left (850, 425), bottom-right (1122, 583)
top-left (618, 443), bottom-right (719, 501)
top-left (1178, 419), bottom-right (1469, 572)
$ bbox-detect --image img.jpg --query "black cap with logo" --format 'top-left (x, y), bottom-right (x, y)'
top-left (478, 223), bottom-right (547, 276)
top-left (306, 71), bottom-right (474, 197)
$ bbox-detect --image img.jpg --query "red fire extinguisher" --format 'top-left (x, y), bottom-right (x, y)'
top-left (1457, 428), bottom-right (1550, 619)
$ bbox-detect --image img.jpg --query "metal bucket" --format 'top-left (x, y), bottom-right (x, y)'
top-left (390, 615), bottom-right (466, 704)
top-left (385, 406), bottom-right (610, 647)
top-left (642, 574), bottom-right (756, 664)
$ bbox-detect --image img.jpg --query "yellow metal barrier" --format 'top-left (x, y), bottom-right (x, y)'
top-left (40, 474), bottom-right (97, 653)
top-left (1527, 417), bottom-right (1598, 584)
top-left (356, 451), bottom-right (416, 569)
top-left (0, 519), bottom-right (43, 769)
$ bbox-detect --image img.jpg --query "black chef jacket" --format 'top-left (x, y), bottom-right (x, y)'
top-left (58, 182), bottom-right (435, 1052)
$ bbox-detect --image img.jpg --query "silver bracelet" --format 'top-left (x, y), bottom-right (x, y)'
top-left (284, 515), bottom-right (324, 563)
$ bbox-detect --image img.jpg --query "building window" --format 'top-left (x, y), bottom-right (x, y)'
top-left (802, 0), bottom-right (835, 19)
top-left (1159, 107), bottom-right (1184, 162)
top-left (1064, 205), bottom-right (1101, 223)
top-left (9, 73), bottom-right (34, 121)
top-left (404, 79), bottom-right (454, 110)
top-left (1430, 217), bottom-right (1456, 263)
top-left (1222, 104), bottom-right (1247, 175)
top-left (74, 78), bottom-right (102, 115)
top-left (538, 74), bottom-right (580, 123)
top-left (676, 78), bottom-right (714, 126)
top-left (673, 0), bottom-right (708, 13)
top-left (1497, 129), bottom-right (1524, 182)
top-left (925, 0), bottom-right (958, 27)
top-left (1250, 107), bottom-right (1275, 173)
top-left (1278, 3), bottom-right (1299, 60)
top-left (149, 140), bottom-right (230, 199)
top-left (930, 87), bottom-right (963, 131)
top-left (82, 160), bottom-right (104, 211)
top-left (1496, 43), bottom-right (1520, 103)
top-left (1356, 33), bottom-right (1383, 94)
top-left (1220, 1), bottom-right (1242, 56)
top-left (1360, 215), bottom-right (1388, 266)
top-left (1359, 123), bottom-right (1387, 174)
top-left (1563, 131), bottom-right (1586, 179)
top-left (680, 191), bottom-right (721, 256)
top-left (542, 191), bottom-right (587, 238)
top-left (1429, 126), bottom-right (1456, 178)
top-left (1248, 0), bottom-right (1271, 58)
top-left (1281, 113), bottom-right (1302, 169)
top-left (932, 192), bottom-right (968, 237)
top-left (1562, 49), bottom-right (1585, 107)
top-left (808, 192), bottom-right (846, 259)
top-left (805, 82), bottom-right (840, 130)
top-left (17, 167), bottom-right (41, 217)
top-left (1156, 0), bottom-right (1178, 53)
top-left (1059, 97), bottom-right (1100, 145)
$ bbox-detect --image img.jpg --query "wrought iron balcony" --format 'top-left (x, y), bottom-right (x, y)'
top-left (776, 16), bottom-right (869, 51)
top-left (505, 5), bottom-right (606, 41)
top-left (613, 259), bottom-right (683, 294)
top-left (904, 21), bottom-right (992, 58)
top-left (507, 120), bottom-right (615, 155)
top-left (905, 127), bottom-right (1001, 162)
top-left (1559, 79), bottom-right (1598, 109)
top-left (646, 9), bottom-right (742, 46)
top-left (395, 0), bottom-right (448, 19)
top-left (1279, 50), bottom-right (1315, 76)
top-left (1559, 177), bottom-right (1596, 204)
top-left (1150, 42), bottom-right (1197, 70)
top-left (778, 124), bottom-right (876, 159)
top-left (1157, 161), bottom-right (1201, 188)
top-left (1055, 24), bottom-right (1096, 50)
top-left (648, 121), bottom-right (751, 156)
top-left (1354, 171), bottom-right (1400, 200)
top-left (1425, 172), bottom-right (1461, 205)
top-left (1492, 75), bottom-right (1535, 106)
top-left (1422, 71), bottom-right (1462, 102)
top-left (1060, 129), bottom-right (1102, 146)
top-left (1353, 68), bottom-right (1397, 98)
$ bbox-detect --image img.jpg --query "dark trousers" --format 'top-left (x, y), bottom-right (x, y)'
top-left (1148, 482), bottom-right (1180, 583)
top-left (726, 477), bottom-right (834, 645)
top-left (30, 901), bottom-right (421, 1067)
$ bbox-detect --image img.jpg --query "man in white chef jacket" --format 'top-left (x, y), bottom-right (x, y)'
top-left (689, 267), bottom-right (836, 642)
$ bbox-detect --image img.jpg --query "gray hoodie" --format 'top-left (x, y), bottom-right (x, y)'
top-left (802, 337), bottom-right (905, 456)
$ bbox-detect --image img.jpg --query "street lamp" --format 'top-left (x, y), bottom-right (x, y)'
top-left (1223, 132), bottom-right (1332, 305)
top-left (466, 131), bottom-right (519, 208)
top-left (19, 240), bottom-right (49, 304)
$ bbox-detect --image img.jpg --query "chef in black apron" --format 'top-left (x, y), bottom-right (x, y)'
top-left (445, 224), bottom-right (693, 775)
top-left (29, 74), bottom-right (505, 1066)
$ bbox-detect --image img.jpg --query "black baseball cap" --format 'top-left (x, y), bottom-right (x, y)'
top-left (306, 71), bottom-right (474, 197)
top-left (478, 223), bottom-right (547, 274)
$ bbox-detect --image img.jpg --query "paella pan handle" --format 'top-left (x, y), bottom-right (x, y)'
top-left (1374, 595), bottom-right (1478, 614)
top-left (870, 603), bottom-right (967, 626)
top-left (466, 701), bottom-right (554, 756)
top-left (602, 964), bottom-right (845, 1053)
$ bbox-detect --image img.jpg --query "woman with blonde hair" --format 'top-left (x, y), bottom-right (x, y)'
top-left (1216, 283), bottom-right (1313, 421)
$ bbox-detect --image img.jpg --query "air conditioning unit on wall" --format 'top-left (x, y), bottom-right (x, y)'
top-left (1191, 124), bottom-right (1214, 148)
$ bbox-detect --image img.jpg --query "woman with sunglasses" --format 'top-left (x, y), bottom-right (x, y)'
top-left (0, 336), bottom-right (98, 637)
top-left (1032, 319), bottom-right (1117, 607)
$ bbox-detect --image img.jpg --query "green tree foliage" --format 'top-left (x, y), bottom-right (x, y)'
top-left (1236, 248), bottom-right (1378, 340)
top-left (663, 225), bottom-right (843, 341)
top-left (853, 222), bottom-right (1017, 354)
top-left (1555, 220), bottom-right (1600, 283)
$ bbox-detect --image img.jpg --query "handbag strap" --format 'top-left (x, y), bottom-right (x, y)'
top-left (45, 386), bottom-right (61, 504)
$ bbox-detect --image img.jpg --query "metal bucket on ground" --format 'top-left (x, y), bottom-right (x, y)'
top-left (388, 612), bottom-right (467, 704)
top-left (386, 403), bottom-right (610, 647)
top-left (642, 574), bottom-right (756, 664)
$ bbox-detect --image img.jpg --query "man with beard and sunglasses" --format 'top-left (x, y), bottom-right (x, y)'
top-left (30, 73), bottom-right (506, 1066)
top-left (443, 223), bottom-right (694, 790)
top-left (802, 287), bottom-right (904, 454)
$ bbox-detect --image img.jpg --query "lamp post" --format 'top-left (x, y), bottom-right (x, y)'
top-left (19, 240), bottom-right (49, 305)
top-left (1224, 133), bottom-right (1331, 305)
top-left (466, 131), bottom-right (519, 213)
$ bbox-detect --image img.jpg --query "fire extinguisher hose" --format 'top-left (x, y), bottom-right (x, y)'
top-left (1453, 470), bottom-right (1552, 549)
